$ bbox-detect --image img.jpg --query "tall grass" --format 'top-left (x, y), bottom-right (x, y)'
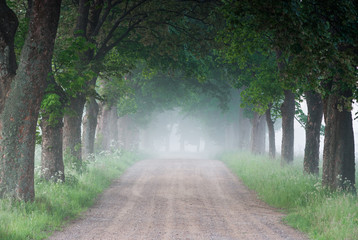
top-left (220, 152), bottom-right (358, 240)
top-left (0, 149), bottom-right (141, 240)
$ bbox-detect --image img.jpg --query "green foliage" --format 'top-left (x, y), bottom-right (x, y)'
top-left (220, 152), bottom-right (358, 240)
top-left (0, 149), bottom-right (141, 240)
top-left (217, 4), bottom-right (283, 114)
top-left (117, 95), bottom-right (138, 117)
top-left (53, 36), bottom-right (96, 97)
top-left (219, 0), bottom-right (358, 100)
top-left (40, 92), bottom-right (63, 125)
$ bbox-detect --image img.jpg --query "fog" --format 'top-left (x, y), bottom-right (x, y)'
top-left (137, 110), bottom-right (218, 159)
top-left (135, 107), bottom-right (304, 159)
top-left (129, 101), bottom-right (358, 161)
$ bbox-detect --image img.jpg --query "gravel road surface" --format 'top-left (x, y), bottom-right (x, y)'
top-left (48, 159), bottom-right (308, 240)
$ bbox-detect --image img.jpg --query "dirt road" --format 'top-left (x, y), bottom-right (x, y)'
top-left (48, 159), bottom-right (308, 240)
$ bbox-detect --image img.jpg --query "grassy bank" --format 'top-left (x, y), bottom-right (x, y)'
top-left (220, 152), bottom-right (358, 240)
top-left (0, 150), bottom-right (141, 240)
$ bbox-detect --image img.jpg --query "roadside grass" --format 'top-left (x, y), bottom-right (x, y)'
top-left (220, 152), bottom-right (358, 240)
top-left (0, 149), bottom-right (142, 240)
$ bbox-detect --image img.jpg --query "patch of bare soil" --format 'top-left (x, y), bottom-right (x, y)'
top-left (48, 159), bottom-right (308, 240)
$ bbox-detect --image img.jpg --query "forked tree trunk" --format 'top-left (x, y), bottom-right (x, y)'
top-left (281, 90), bottom-right (295, 164)
top-left (250, 112), bottom-right (266, 154)
top-left (303, 91), bottom-right (323, 175)
top-left (63, 95), bottom-right (86, 163)
top-left (40, 114), bottom-right (64, 182)
top-left (82, 97), bottom-right (99, 159)
top-left (0, 0), bottom-right (61, 201)
top-left (265, 105), bottom-right (276, 158)
top-left (322, 92), bottom-right (355, 191)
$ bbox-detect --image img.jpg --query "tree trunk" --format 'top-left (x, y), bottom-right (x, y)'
top-left (40, 73), bottom-right (66, 182)
top-left (250, 112), bottom-right (266, 154)
top-left (275, 49), bottom-right (295, 164)
top-left (82, 97), bottom-right (99, 159)
top-left (40, 115), bottom-right (64, 182)
top-left (0, 0), bottom-right (61, 201)
top-left (118, 115), bottom-right (139, 151)
top-left (265, 105), bottom-right (276, 158)
top-left (280, 90), bottom-right (295, 164)
top-left (238, 106), bottom-right (251, 150)
top-left (63, 95), bottom-right (86, 164)
top-left (0, 1), bottom-right (18, 111)
top-left (118, 115), bottom-right (129, 150)
top-left (303, 91), bottom-right (323, 175)
top-left (97, 105), bottom-right (118, 151)
top-left (322, 92), bottom-right (355, 191)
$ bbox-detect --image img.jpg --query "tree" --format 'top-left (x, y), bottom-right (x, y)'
top-left (220, 0), bottom-right (357, 189)
top-left (40, 73), bottom-right (66, 182)
top-left (0, 0), bottom-right (61, 201)
top-left (217, 17), bottom-right (282, 157)
top-left (303, 90), bottom-right (323, 175)
top-left (220, 0), bottom-right (299, 162)
top-left (61, 0), bottom-right (221, 164)
top-left (40, 9), bottom-right (97, 178)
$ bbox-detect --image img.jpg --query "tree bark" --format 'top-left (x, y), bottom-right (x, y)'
top-left (118, 115), bottom-right (139, 151)
top-left (82, 97), bottom-right (99, 159)
top-left (275, 49), bottom-right (295, 164)
top-left (303, 91), bottom-right (323, 175)
top-left (97, 105), bottom-right (118, 151)
top-left (265, 105), bottom-right (276, 158)
top-left (250, 112), bottom-right (266, 155)
top-left (322, 92), bottom-right (355, 191)
top-left (63, 95), bottom-right (86, 163)
top-left (40, 73), bottom-right (66, 182)
top-left (280, 90), bottom-right (295, 164)
top-left (40, 115), bottom-right (64, 182)
top-left (0, 1), bottom-right (18, 112)
top-left (62, 0), bottom-right (96, 163)
top-left (0, 0), bottom-right (61, 201)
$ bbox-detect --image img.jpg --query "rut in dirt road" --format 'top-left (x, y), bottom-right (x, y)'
top-left (48, 159), bottom-right (308, 240)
